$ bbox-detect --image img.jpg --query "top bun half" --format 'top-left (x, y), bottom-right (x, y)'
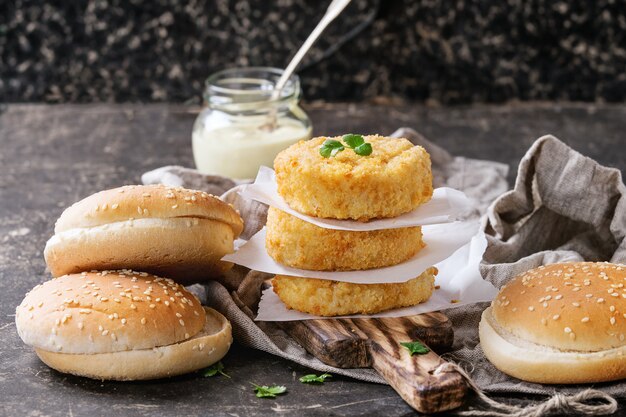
top-left (15, 271), bottom-right (206, 354)
top-left (55, 184), bottom-right (243, 236)
top-left (492, 262), bottom-right (626, 352)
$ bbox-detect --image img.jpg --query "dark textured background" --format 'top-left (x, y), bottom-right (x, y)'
top-left (2, 0), bottom-right (626, 104)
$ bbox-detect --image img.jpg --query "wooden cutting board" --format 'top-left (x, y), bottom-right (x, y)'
top-left (278, 312), bottom-right (467, 413)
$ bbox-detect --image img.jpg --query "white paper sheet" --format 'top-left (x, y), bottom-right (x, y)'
top-left (255, 231), bottom-right (497, 321)
top-left (238, 166), bottom-right (472, 231)
top-left (222, 220), bottom-right (479, 284)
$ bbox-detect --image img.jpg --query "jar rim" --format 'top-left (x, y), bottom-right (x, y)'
top-left (204, 67), bottom-right (300, 109)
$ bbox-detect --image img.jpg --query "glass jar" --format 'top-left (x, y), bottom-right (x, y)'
top-left (192, 67), bottom-right (312, 179)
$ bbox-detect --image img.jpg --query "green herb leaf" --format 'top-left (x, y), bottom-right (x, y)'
top-left (342, 134), bottom-right (365, 148)
top-left (299, 373), bottom-right (332, 384)
top-left (252, 384), bottom-right (287, 398)
top-left (354, 142), bottom-right (373, 156)
top-left (400, 341), bottom-right (430, 356)
top-left (202, 361), bottom-right (230, 378)
top-left (319, 139), bottom-right (345, 158)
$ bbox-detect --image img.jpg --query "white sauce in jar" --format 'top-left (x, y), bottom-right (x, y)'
top-left (192, 117), bottom-right (311, 179)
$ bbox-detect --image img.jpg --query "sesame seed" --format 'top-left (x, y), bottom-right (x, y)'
top-left (572, 287), bottom-right (581, 292)
top-left (610, 306), bottom-right (616, 312)
top-left (597, 298), bottom-right (605, 303)
top-left (581, 317), bottom-right (590, 323)
top-left (555, 295), bottom-right (563, 300)
top-left (98, 325), bottom-right (103, 331)
top-left (586, 294), bottom-right (593, 298)
top-left (572, 302), bottom-right (580, 307)
top-left (541, 318), bottom-right (547, 325)
top-left (552, 314), bottom-right (560, 320)
top-left (610, 317), bottom-right (616, 325)
top-left (111, 333), bottom-right (117, 341)
top-left (171, 204), bottom-right (178, 209)
top-left (100, 297), bottom-right (108, 302)
top-left (141, 318), bottom-right (147, 325)
top-left (164, 301), bottom-right (170, 306)
top-left (569, 332), bottom-right (576, 340)
top-left (564, 327), bottom-right (572, 333)
top-left (149, 304), bottom-right (156, 309)
top-left (179, 319), bottom-right (185, 326)
top-left (528, 306), bottom-right (535, 311)
top-left (102, 330), bottom-right (109, 336)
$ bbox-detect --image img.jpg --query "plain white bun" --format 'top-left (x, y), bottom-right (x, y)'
top-left (479, 262), bottom-right (626, 384)
top-left (16, 271), bottom-right (232, 380)
top-left (35, 307), bottom-right (231, 381)
top-left (44, 184), bottom-right (244, 284)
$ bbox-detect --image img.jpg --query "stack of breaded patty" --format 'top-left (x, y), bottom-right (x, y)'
top-left (266, 135), bottom-right (438, 316)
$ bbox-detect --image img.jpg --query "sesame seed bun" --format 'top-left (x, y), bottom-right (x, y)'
top-left (479, 262), bottom-right (626, 384)
top-left (44, 185), bottom-right (244, 284)
top-left (265, 207), bottom-right (425, 271)
top-left (274, 135), bottom-right (433, 221)
top-left (272, 267), bottom-right (436, 316)
top-left (15, 271), bottom-right (232, 380)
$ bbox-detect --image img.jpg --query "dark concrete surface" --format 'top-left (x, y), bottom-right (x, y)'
top-left (0, 103), bottom-right (624, 416)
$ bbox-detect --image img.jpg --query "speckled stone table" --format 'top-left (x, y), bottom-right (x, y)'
top-left (0, 103), bottom-right (624, 416)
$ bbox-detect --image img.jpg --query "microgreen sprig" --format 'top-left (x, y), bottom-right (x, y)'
top-left (202, 361), bottom-right (230, 378)
top-left (299, 373), bottom-right (332, 384)
top-left (251, 383), bottom-right (287, 398)
top-left (319, 134), bottom-right (372, 158)
top-left (400, 341), bottom-right (430, 356)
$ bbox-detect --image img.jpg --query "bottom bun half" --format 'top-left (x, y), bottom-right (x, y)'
top-left (479, 307), bottom-right (626, 384)
top-left (35, 307), bottom-right (232, 381)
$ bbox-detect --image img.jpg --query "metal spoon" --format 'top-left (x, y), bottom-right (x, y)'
top-left (262, 0), bottom-right (352, 131)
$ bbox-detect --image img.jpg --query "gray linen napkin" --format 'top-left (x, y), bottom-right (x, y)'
top-left (446, 135), bottom-right (626, 397)
top-left (142, 131), bottom-right (625, 396)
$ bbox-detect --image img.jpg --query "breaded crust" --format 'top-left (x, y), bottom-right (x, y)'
top-left (274, 135), bottom-right (433, 220)
top-left (272, 267), bottom-right (437, 316)
top-left (265, 207), bottom-right (424, 271)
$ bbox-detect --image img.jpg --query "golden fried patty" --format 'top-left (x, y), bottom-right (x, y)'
top-left (265, 207), bottom-right (425, 271)
top-left (272, 267), bottom-right (437, 316)
top-left (274, 135), bottom-right (433, 221)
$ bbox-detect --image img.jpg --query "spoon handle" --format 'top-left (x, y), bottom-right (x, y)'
top-left (272, 0), bottom-right (352, 97)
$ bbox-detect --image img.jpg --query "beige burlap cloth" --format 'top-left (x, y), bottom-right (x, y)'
top-left (142, 130), bottom-right (625, 401)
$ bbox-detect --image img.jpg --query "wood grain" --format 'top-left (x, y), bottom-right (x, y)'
top-left (279, 312), bottom-right (467, 413)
